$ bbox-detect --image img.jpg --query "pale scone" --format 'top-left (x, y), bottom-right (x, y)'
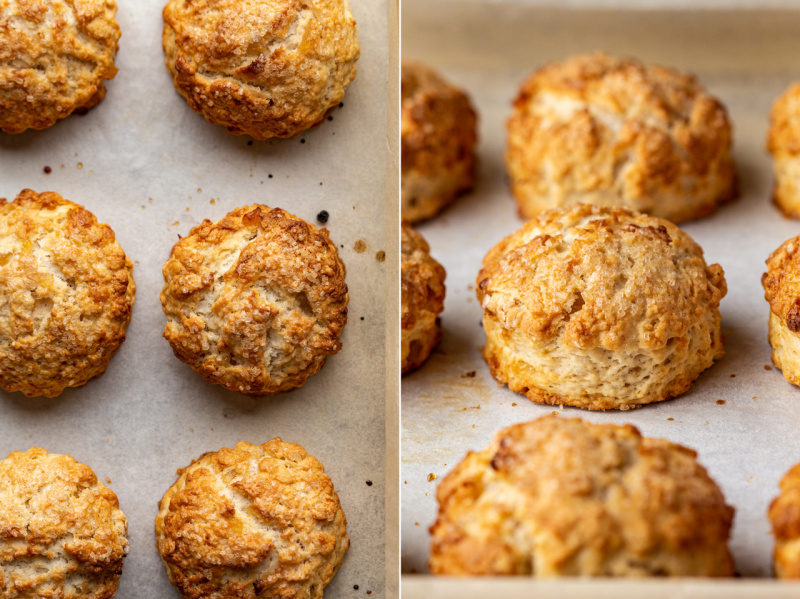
top-left (506, 53), bottom-right (737, 224)
top-left (430, 416), bottom-right (735, 577)
top-left (762, 235), bottom-right (800, 385)
top-left (162, 0), bottom-right (360, 139)
top-left (401, 222), bottom-right (446, 374)
top-left (767, 83), bottom-right (800, 218)
top-left (0, 447), bottom-right (129, 598)
top-left (0, 189), bottom-right (135, 398)
top-left (769, 462), bottom-right (800, 578)
top-left (476, 204), bottom-right (726, 410)
top-left (155, 439), bottom-right (348, 599)
top-left (0, 0), bottom-right (120, 134)
top-left (401, 60), bottom-right (477, 223)
top-left (161, 205), bottom-right (348, 396)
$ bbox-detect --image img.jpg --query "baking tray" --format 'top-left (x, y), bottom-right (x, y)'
top-left (401, 2), bottom-right (800, 593)
top-left (0, 1), bottom-right (396, 597)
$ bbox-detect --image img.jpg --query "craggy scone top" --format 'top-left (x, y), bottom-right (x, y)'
top-left (477, 205), bottom-right (726, 352)
top-left (0, 189), bottom-right (135, 398)
top-left (770, 462), bottom-right (800, 578)
top-left (0, 0), bottom-right (120, 133)
top-left (162, 0), bottom-right (360, 139)
top-left (155, 439), bottom-right (349, 599)
top-left (0, 447), bottom-right (129, 599)
top-left (763, 235), bottom-right (800, 328)
top-left (429, 416), bottom-right (735, 577)
top-left (161, 205), bottom-right (348, 396)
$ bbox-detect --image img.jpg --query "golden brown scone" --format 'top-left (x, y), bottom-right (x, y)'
top-left (476, 204), bottom-right (726, 410)
top-left (767, 83), bottom-right (800, 218)
top-left (162, 0), bottom-right (359, 139)
top-left (161, 205), bottom-right (347, 396)
top-left (430, 416), bottom-right (735, 577)
top-left (155, 439), bottom-right (348, 599)
top-left (401, 60), bottom-right (477, 223)
top-left (769, 462), bottom-right (800, 578)
top-left (762, 235), bottom-right (800, 385)
top-left (506, 53), bottom-right (737, 224)
top-left (0, 0), bottom-right (120, 134)
top-left (401, 222), bottom-right (445, 374)
top-left (0, 189), bottom-right (135, 398)
top-left (0, 447), bottom-right (129, 598)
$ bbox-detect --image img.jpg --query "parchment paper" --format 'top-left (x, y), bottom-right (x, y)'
top-left (401, 3), bottom-right (800, 584)
top-left (0, 1), bottom-right (392, 597)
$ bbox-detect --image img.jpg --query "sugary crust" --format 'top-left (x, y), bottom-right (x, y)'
top-left (506, 53), bottom-right (737, 224)
top-left (768, 85), bottom-right (800, 218)
top-left (476, 204), bottom-right (726, 410)
top-left (401, 222), bottom-right (445, 374)
top-left (155, 439), bottom-right (348, 599)
top-left (770, 462), bottom-right (800, 578)
top-left (162, 0), bottom-right (359, 139)
top-left (0, 0), bottom-right (120, 134)
top-left (429, 416), bottom-right (735, 577)
top-left (401, 60), bottom-right (477, 223)
top-left (161, 205), bottom-right (348, 396)
top-left (0, 447), bottom-right (129, 599)
top-left (762, 235), bottom-right (800, 384)
top-left (0, 189), bottom-right (135, 398)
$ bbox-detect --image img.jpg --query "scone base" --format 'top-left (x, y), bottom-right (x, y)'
top-left (768, 311), bottom-right (800, 386)
top-left (402, 318), bottom-right (442, 375)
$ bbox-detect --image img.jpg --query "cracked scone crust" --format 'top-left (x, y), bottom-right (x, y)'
top-left (0, 447), bottom-right (129, 599)
top-left (401, 61), bottom-right (477, 223)
top-left (430, 416), bottom-right (735, 577)
top-left (762, 235), bottom-right (800, 386)
top-left (155, 439), bottom-right (348, 599)
top-left (476, 205), bottom-right (726, 410)
top-left (0, 189), bottom-right (135, 398)
top-left (0, 0), bottom-right (120, 134)
top-left (401, 222), bottom-right (445, 374)
top-left (506, 53), bottom-right (737, 224)
top-left (162, 0), bottom-right (359, 139)
top-left (767, 83), bottom-right (800, 218)
top-left (161, 205), bottom-right (348, 396)
top-left (769, 462), bottom-right (800, 578)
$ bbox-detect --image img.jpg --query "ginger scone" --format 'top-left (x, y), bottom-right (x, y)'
top-left (161, 205), bottom-right (348, 396)
top-left (0, 0), bottom-right (120, 134)
top-left (506, 53), bottom-right (737, 224)
top-left (162, 0), bottom-right (360, 139)
top-left (0, 447), bottom-right (129, 598)
top-left (0, 189), bottom-right (135, 398)
top-left (769, 462), bottom-right (800, 578)
top-left (476, 204), bottom-right (726, 410)
top-left (762, 235), bottom-right (800, 385)
top-left (401, 60), bottom-right (477, 223)
top-left (155, 439), bottom-right (349, 599)
top-left (767, 83), bottom-right (800, 218)
top-left (401, 222), bottom-right (445, 374)
top-left (429, 416), bottom-right (735, 577)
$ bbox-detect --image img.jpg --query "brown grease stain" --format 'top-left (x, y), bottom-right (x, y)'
top-left (354, 239), bottom-right (367, 253)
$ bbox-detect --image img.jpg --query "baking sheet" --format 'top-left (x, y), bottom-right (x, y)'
top-left (0, 1), bottom-right (394, 597)
top-left (401, 3), bottom-right (800, 585)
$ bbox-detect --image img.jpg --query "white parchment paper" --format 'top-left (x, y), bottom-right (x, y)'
top-left (0, 1), bottom-right (391, 597)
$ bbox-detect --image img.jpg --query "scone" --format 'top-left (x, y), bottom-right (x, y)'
top-left (767, 83), bottom-right (800, 218)
top-left (0, 189), bottom-right (136, 398)
top-left (162, 0), bottom-right (360, 139)
top-left (155, 439), bottom-right (348, 599)
top-left (506, 53), bottom-right (737, 224)
top-left (476, 204), bottom-right (726, 410)
top-left (0, 0), bottom-right (120, 134)
top-left (0, 447), bottom-right (129, 598)
top-left (401, 222), bottom-right (446, 374)
top-left (401, 60), bottom-right (477, 223)
top-left (769, 462), bottom-right (800, 578)
top-left (762, 235), bottom-right (800, 385)
top-left (430, 416), bottom-right (735, 577)
top-left (161, 205), bottom-right (348, 396)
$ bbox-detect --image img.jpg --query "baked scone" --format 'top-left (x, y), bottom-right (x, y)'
top-left (506, 53), bottom-right (737, 224)
top-left (767, 83), bottom-right (800, 218)
top-left (155, 439), bottom-right (348, 599)
top-left (430, 416), bottom-right (735, 577)
top-left (476, 204), bottom-right (726, 410)
top-left (161, 205), bottom-right (348, 396)
top-left (769, 462), bottom-right (800, 578)
top-left (162, 0), bottom-right (360, 139)
top-left (0, 189), bottom-right (135, 398)
top-left (0, 447), bottom-right (129, 598)
top-left (401, 60), bottom-right (477, 223)
top-left (0, 0), bottom-right (120, 134)
top-left (401, 222), bottom-right (446, 374)
top-left (762, 234), bottom-right (800, 385)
